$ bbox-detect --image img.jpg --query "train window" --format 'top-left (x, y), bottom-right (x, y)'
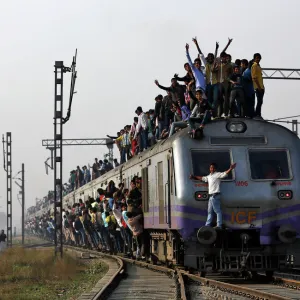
top-left (249, 149), bottom-right (291, 180)
top-left (191, 150), bottom-right (233, 179)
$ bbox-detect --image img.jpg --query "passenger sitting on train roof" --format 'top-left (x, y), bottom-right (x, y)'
top-left (168, 100), bottom-right (190, 137)
top-left (190, 162), bottom-right (236, 229)
top-left (178, 99), bottom-right (191, 121)
top-left (188, 88), bottom-right (212, 135)
top-left (171, 102), bottom-right (182, 122)
top-left (229, 65), bottom-right (246, 118)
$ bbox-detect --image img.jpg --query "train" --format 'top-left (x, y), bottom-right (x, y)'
top-left (29, 118), bottom-right (300, 276)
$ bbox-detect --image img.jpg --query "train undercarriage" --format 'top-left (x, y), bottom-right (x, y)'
top-left (147, 227), bottom-right (300, 277)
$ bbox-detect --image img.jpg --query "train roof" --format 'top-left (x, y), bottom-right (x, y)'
top-left (119, 118), bottom-right (298, 170)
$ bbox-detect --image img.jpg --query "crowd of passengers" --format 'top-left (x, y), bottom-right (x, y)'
top-left (66, 158), bottom-right (118, 192)
top-left (109, 38), bottom-right (265, 158)
top-left (61, 37), bottom-right (265, 194)
top-left (26, 176), bottom-right (147, 259)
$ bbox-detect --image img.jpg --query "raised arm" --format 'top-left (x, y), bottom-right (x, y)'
top-left (154, 80), bottom-right (171, 91)
top-left (192, 37), bottom-right (203, 55)
top-left (225, 163), bottom-right (236, 174)
top-left (214, 41), bottom-right (219, 60)
top-left (106, 134), bottom-right (118, 140)
top-left (190, 174), bottom-right (203, 181)
top-left (222, 37), bottom-right (233, 53)
top-left (174, 73), bottom-right (189, 82)
top-left (186, 44), bottom-right (195, 70)
top-left (193, 37), bottom-right (206, 66)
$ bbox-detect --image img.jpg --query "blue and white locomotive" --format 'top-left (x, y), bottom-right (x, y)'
top-left (63, 118), bottom-right (300, 275)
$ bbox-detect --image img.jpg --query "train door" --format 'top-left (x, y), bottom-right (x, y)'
top-left (141, 167), bottom-right (150, 214)
top-left (157, 157), bottom-right (172, 228)
top-left (166, 155), bottom-right (172, 228)
top-left (157, 161), bottom-right (165, 224)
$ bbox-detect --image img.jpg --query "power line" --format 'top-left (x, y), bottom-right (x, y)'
top-left (273, 114), bottom-right (300, 121)
top-left (266, 119), bottom-right (300, 124)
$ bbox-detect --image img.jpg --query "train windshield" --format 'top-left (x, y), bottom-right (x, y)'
top-left (191, 150), bottom-right (232, 179)
top-left (249, 149), bottom-right (291, 180)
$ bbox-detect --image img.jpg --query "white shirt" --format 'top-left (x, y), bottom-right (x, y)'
top-left (134, 112), bottom-right (148, 139)
top-left (202, 172), bottom-right (228, 194)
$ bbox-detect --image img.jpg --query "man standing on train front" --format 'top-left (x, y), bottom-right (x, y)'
top-left (190, 162), bottom-right (236, 228)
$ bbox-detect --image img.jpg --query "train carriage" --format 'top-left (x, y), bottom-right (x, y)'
top-left (34, 118), bottom-right (300, 275)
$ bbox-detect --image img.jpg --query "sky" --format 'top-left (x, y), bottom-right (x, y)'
top-left (0, 0), bottom-right (299, 229)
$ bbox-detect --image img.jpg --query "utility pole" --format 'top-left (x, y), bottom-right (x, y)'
top-left (53, 50), bottom-right (77, 258)
top-left (13, 163), bottom-right (25, 245)
top-left (22, 163), bottom-right (25, 244)
top-left (2, 132), bottom-right (12, 248)
top-left (54, 61), bottom-right (64, 258)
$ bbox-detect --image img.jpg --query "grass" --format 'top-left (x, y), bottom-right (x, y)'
top-left (0, 247), bottom-right (108, 300)
top-left (13, 235), bottom-right (48, 246)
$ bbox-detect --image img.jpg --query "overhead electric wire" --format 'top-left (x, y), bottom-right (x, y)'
top-left (273, 114), bottom-right (300, 121)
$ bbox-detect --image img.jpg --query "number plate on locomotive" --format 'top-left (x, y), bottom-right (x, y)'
top-left (225, 207), bottom-right (261, 228)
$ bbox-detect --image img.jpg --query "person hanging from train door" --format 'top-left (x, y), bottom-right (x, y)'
top-left (190, 162), bottom-right (236, 229)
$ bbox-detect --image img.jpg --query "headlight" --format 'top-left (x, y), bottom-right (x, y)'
top-left (195, 191), bottom-right (208, 201)
top-left (226, 121), bottom-right (247, 133)
top-left (278, 190), bottom-right (293, 200)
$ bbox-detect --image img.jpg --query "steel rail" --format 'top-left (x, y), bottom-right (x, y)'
top-left (183, 272), bottom-right (289, 300)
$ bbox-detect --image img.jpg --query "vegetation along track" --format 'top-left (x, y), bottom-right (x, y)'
top-left (24, 242), bottom-right (300, 299)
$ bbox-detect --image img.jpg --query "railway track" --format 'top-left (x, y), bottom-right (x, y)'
top-left (23, 240), bottom-right (300, 299)
top-left (66, 245), bottom-right (300, 300)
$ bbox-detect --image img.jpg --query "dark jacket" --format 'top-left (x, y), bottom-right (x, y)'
top-left (157, 83), bottom-right (186, 104)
